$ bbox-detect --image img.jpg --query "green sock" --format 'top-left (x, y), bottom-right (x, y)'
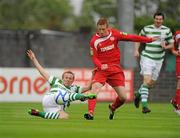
top-left (37, 111), bottom-right (59, 119)
top-left (141, 101), bottom-right (148, 108)
top-left (140, 84), bottom-right (149, 108)
top-left (135, 84), bottom-right (143, 99)
top-left (44, 112), bottom-right (60, 119)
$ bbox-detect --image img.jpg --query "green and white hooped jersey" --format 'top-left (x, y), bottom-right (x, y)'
top-left (46, 76), bottom-right (82, 95)
top-left (140, 24), bottom-right (174, 61)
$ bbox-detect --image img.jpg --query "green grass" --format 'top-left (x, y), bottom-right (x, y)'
top-left (0, 102), bottom-right (180, 138)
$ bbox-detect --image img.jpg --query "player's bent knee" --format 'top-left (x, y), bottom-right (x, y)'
top-left (122, 94), bottom-right (127, 102)
top-left (118, 93), bottom-right (127, 101)
top-left (144, 81), bottom-right (153, 88)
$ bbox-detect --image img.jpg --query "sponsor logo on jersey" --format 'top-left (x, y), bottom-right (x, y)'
top-left (110, 36), bottom-right (115, 41)
top-left (121, 32), bottom-right (128, 35)
top-left (100, 44), bottom-right (114, 52)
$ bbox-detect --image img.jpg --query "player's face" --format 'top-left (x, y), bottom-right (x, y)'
top-left (97, 24), bottom-right (109, 37)
top-left (154, 15), bottom-right (164, 28)
top-left (62, 73), bottom-right (74, 87)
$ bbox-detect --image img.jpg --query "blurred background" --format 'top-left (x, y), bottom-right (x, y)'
top-left (0, 0), bottom-right (179, 102)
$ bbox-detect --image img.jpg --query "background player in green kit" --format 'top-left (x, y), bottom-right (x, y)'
top-left (27, 49), bottom-right (96, 119)
top-left (134, 11), bottom-right (174, 113)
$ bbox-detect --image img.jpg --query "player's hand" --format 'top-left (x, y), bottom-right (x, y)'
top-left (134, 50), bottom-right (140, 58)
top-left (26, 49), bottom-right (36, 60)
top-left (172, 50), bottom-right (180, 56)
top-left (101, 64), bottom-right (108, 70)
top-left (161, 41), bottom-right (166, 49)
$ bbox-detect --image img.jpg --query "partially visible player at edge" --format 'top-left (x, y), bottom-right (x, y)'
top-left (171, 30), bottom-right (180, 115)
top-left (134, 12), bottom-right (174, 114)
top-left (27, 49), bottom-right (96, 119)
top-left (84, 17), bottom-right (158, 120)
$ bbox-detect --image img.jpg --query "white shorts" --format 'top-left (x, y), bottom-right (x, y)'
top-left (140, 56), bottom-right (163, 81)
top-left (42, 94), bottom-right (64, 113)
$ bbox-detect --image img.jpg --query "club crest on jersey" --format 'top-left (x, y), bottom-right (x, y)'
top-left (110, 36), bottom-right (115, 41)
top-left (120, 32), bottom-right (128, 35)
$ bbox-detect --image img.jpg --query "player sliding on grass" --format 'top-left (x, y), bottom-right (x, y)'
top-left (27, 49), bottom-right (96, 119)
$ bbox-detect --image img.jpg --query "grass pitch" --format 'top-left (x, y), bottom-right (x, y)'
top-left (0, 102), bottom-right (180, 138)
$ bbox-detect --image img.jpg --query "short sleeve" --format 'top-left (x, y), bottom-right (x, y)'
top-left (48, 76), bottom-right (60, 86)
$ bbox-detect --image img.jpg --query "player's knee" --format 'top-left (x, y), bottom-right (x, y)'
top-left (122, 93), bottom-right (127, 101)
top-left (118, 92), bottom-right (127, 102)
top-left (144, 80), bottom-right (153, 88)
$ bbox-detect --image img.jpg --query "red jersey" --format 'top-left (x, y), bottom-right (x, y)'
top-left (174, 30), bottom-right (180, 62)
top-left (90, 28), bottom-right (153, 69)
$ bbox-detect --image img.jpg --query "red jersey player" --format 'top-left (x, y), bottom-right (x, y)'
top-left (84, 18), bottom-right (158, 120)
top-left (171, 30), bottom-right (180, 115)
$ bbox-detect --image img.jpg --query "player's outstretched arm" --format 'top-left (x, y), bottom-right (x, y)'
top-left (120, 33), bottom-right (158, 43)
top-left (26, 49), bottom-right (50, 81)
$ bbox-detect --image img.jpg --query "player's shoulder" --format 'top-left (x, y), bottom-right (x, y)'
top-left (161, 25), bottom-right (171, 30)
top-left (161, 25), bottom-right (169, 29)
top-left (143, 24), bottom-right (154, 29)
top-left (109, 28), bottom-right (122, 35)
top-left (110, 28), bottom-right (120, 33)
top-left (109, 28), bottom-right (129, 37)
top-left (48, 76), bottom-right (61, 86)
top-left (175, 30), bottom-right (180, 42)
top-left (90, 33), bottom-right (98, 43)
top-left (175, 30), bottom-right (180, 35)
top-left (70, 84), bottom-right (80, 92)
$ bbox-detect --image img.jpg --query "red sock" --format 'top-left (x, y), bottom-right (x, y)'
top-left (88, 99), bottom-right (97, 115)
top-left (111, 97), bottom-right (125, 111)
top-left (175, 89), bottom-right (180, 109)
